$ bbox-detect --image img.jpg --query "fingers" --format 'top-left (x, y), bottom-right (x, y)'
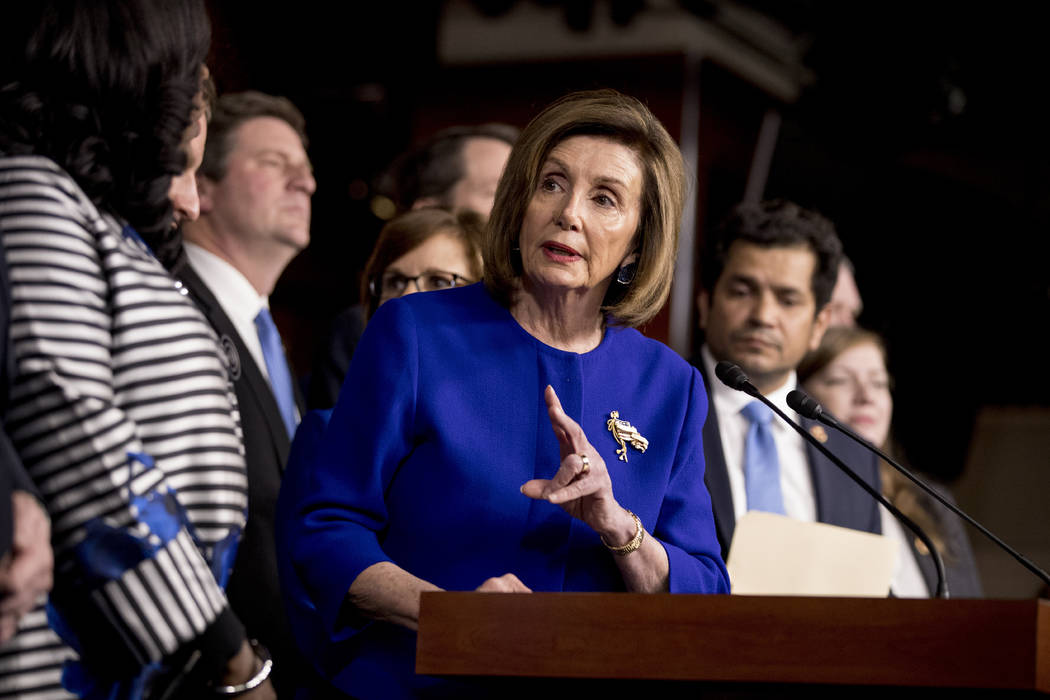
top-left (541, 474), bottom-right (598, 505)
top-left (547, 452), bottom-right (591, 491)
top-left (3, 493), bottom-right (53, 613)
top-left (475, 573), bottom-right (532, 593)
top-left (520, 450), bottom-right (594, 501)
top-left (544, 385), bottom-right (587, 456)
top-left (0, 615), bottom-right (16, 644)
top-left (2, 551), bottom-right (51, 614)
top-left (0, 494), bottom-right (52, 633)
top-left (519, 479), bottom-right (549, 500)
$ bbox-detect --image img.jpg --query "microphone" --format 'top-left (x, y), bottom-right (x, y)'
top-left (788, 388), bottom-right (1050, 589)
top-left (715, 361), bottom-right (759, 397)
top-left (785, 390), bottom-right (827, 423)
top-left (715, 362), bottom-right (949, 598)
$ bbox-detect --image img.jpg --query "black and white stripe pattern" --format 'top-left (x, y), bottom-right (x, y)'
top-left (0, 609), bottom-right (76, 700)
top-left (0, 155), bottom-right (248, 696)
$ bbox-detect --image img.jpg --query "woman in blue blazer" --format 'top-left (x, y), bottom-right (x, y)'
top-left (281, 89), bottom-right (729, 699)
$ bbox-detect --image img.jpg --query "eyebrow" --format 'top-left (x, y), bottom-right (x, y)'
top-left (253, 148), bottom-right (314, 172)
top-left (543, 155), bottom-right (629, 192)
top-left (726, 273), bottom-right (808, 296)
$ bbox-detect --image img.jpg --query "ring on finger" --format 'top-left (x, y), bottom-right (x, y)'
top-left (579, 454), bottom-right (590, 474)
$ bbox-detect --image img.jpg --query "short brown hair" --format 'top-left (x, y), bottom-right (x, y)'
top-left (483, 89), bottom-right (686, 328)
top-left (796, 327), bottom-right (956, 558)
top-left (797, 326), bottom-right (887, 386)
top-left (361, 208), bottom-right (485, 318)
top-left (199, 90), bottom-right (308, 181)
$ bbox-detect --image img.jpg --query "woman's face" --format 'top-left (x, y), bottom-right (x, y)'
top-left (377, 231), bottom-right (476, 305)
top-left (517, 135), bottom-right (643, 302)
top-left (168, 111), bottom-right (208, 228)
top-left (802, 341), bottom-right (893, 447)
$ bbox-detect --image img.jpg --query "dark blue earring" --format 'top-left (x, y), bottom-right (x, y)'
top-left (616, 262), bottom-right (637, 286)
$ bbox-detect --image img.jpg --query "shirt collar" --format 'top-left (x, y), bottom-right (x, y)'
top-left (700, 344), bottom-right (799, 422)
top-left (183, 242), bottom-right (268, 323)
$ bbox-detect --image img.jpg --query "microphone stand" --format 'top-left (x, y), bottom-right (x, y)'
top-left (788, 389), bottom-right (1050, 590)
top-left (715, 362), bottom-right (949, 598)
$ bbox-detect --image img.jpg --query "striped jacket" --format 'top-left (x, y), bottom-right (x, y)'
top-left (0, 154), bottom-right (249, 697)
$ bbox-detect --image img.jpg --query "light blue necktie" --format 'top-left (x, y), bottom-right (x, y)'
top-left (254, 307), bottom-right (298, 438)
top-left (741, 400), bottom-right (786, 515)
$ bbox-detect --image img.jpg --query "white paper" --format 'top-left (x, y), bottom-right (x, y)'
top-left (726, 511), bottom-right (897, 597)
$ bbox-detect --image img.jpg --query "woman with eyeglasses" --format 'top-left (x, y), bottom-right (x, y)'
top-left (307, 208), bottom-right (481, 410)
top-left (279, 89), bottom-right (728, 699)
top-left (363, 208), bottom-right (482, 318)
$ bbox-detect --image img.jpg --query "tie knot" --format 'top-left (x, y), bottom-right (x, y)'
top-left (255, 307), bottom-right (278, 337)
top-left (741, 400), bottom-right (773, 426)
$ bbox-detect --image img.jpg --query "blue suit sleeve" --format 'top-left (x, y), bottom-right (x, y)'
top-left (288, 299), bottom-right (419, 641)
top-left (652, 368), bottom-right (731, 594)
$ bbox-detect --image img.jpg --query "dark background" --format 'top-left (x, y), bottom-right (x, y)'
top-left (204, 0), bottom-right (1050, 486)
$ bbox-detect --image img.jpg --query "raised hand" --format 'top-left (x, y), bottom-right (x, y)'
top-left (520, 386), bottom-right (637, 547)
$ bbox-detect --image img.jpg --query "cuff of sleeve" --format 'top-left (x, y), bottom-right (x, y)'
top-left (144, 607), bottom-right (246, 699)
top-left (662, 537), bottom-right (731, 594)
top-left (183, 606), bottom-right (246, 685)
top-left (295, 524), bottom-right (393, 643)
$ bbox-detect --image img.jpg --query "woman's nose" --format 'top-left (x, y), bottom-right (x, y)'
top-left (554, 192), bottom-right (583, 231)
top-left (169, 173), bottom-right (200, 224)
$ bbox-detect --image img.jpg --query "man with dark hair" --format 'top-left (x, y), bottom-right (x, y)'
top-left (175, 90), bottom-right (316, 696)
top-left (692, 199), bottom-right (881, 562)
top-left (384, 123), bottom-right (518, 215)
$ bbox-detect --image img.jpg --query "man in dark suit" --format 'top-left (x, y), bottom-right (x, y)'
top-left (175, 91), bottom-right (316, 695)
top-left (692, 199), bottom-right (881, 562)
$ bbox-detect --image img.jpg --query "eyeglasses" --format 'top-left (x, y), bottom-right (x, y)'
top-left (370, 270), bottom-right (475, 300)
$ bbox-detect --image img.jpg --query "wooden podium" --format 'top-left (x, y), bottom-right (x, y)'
top-left (417, 593), bottom-right (1050, 695)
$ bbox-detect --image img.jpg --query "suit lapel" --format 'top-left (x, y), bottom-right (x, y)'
top-left (803, 415), bottom-right (874, 531)
top-left (697, 365), bottom-right (735, 559)
top-left (178, 263), bottom-right (292, 468)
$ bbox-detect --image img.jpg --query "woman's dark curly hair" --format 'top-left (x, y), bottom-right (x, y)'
top-left (0, 0), bottom-right (210, 237)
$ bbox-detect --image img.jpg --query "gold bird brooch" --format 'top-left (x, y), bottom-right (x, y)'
top-left (606, 411), bottom-right (649, 462)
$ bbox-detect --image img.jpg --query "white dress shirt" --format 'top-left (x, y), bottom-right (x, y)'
top-left (700, 345), bottom-right (817, 524)
top-left (184, 242), bottom-right (271, 382)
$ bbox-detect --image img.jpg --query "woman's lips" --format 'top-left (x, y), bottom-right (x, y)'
top-left (542, 242), bottom-right (582, 261)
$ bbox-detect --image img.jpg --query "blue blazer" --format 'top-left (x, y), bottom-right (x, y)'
top-left (279, 284), bottom-right (729, 698)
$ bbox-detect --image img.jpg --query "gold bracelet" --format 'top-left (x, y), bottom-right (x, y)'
top-left (601, 510), bottom-right (644, 556)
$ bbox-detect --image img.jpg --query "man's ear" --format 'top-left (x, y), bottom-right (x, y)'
top-left (697, 290), bottom-right (711, 330)
top-left (196, 175), bottom-right (216, 215)
top-left (808, 304), bottom-right (833, 351)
